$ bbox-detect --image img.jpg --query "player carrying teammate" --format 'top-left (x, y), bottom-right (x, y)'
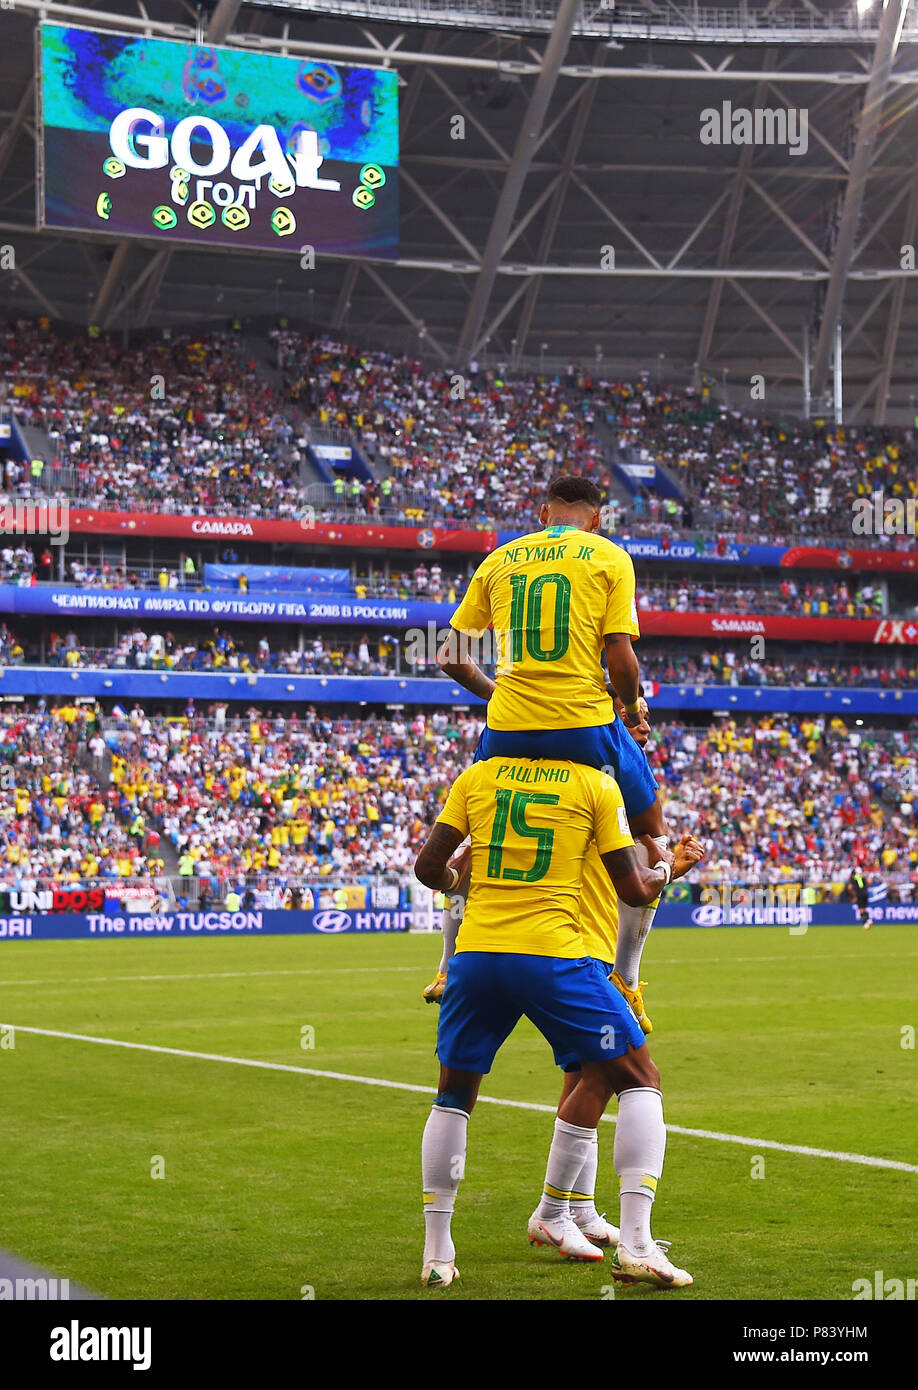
top-left (414, 753), bottom-right (705, 1288)
top-left (440, 705), bottom-right (661, 1255)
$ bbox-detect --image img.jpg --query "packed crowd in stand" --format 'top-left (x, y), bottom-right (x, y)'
top-left (3, 320), bottom-right (916, 919)
top-left (0, 554), bottom-right (472, 602)
top-left (604, 380), bottom-right (918, 546)
top-left (105, 704), bottom-right (482, 895)
top-left (640, 650), bottom-right (918, 690)
top-left (275, 329), bottom-right (608, 528)
top-left (2, 318), bottom-right (916, 548)
top-left (104, 708), bottom-right (918, 893)
top-left (654, 715), bottom-right (917, 889)
top-left (276, 331), bottom-right (918, 543)
top-left (1, 319), bottom-right (304, 518)
top-left (0, 700), bottom-right (167, 887)
top-left (0, 704), bottom-right (913, 901)
top-left (34, 629), bottom-right (402, 677)
top-left (637, 578), bottom-right (888, 619)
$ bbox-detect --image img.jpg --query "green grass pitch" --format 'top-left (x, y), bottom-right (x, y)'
top-left (1, 924), bottom-right (916, 1301)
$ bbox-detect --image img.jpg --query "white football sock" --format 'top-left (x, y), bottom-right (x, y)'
top-left (437, 878), bottom-right (466, 974)
top-left (569, 1132), bottom-right (601, 1226)
top-left (614, 1086), bottom-right (666, 1254)
top-left (536, 1118), bottom-right (597, 1221)
top-left (422, 1106), bottom-right (469, 1264)
top-left (614, 836), bottom-right (667, 988)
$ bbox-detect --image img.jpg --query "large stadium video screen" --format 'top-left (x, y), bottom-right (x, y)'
top-left (37, 23), bottom-right (399, 257)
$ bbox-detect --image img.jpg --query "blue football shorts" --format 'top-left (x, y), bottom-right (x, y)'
top-left (474, 719), bottom-right (658, 819)
top-left (436, 951), bottom-right (647, 1075)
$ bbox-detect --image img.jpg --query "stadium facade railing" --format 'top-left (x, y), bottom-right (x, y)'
top-left (29, 483), bottom-right (912, 549)
top-left (266, 0), bottom-right (913, 45)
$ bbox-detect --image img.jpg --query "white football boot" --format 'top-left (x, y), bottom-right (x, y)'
top-left (610, 1239), bottom-right (693, 1288)
top-left (527, 1211), bottom-right (605, 1262)
top-left (573, 1210), bottom-right (620, 1248)
top-left (420, 1259), bottom-right (460, 1288)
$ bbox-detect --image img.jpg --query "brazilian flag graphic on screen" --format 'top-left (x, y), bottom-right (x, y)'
top-left (39, 23), bottom-right (399, 256)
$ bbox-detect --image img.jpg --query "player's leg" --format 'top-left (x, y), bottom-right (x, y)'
top-left (519, 956), bottom-right (625, 1263)
top-left (421, 951), bottom-right (520, 1285)
top-left (549, 1068), bottom-right (620, 1248)
top-left (604, 720), bottom-right (669, 1028)
top-left (421, 1064), bottom-right (481, 1286)
top-left (528, 1098), bottom-right (607, 1262)
top-left (526, 959), bottom-right (692, 1288)
top-left (609, 830), bottom-right (663, 1032)
top-left (566, 1049), bottom-right (692, 1289)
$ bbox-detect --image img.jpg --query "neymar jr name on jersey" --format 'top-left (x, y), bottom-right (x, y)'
top-left (500, 540), bottom-right (599, 566)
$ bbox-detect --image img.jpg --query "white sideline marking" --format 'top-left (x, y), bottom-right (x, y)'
top-left (0, 965), bottom-right (421, 989)
top-left (6, 1023), bottom-right (918, 1176)
top-left (1, 949), bottom-right (915, 991)
top-left (651, 951), bottom-right (918, 967)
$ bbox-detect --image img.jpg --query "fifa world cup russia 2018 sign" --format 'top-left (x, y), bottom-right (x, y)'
top-left (37, 23), bottom-right (399, 256)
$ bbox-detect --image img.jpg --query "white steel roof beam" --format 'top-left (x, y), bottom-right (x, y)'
top-left (810, 0), bottom-right (911, 396)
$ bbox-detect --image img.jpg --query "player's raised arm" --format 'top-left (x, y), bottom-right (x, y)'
top-left (600, 831), bottom-right (705, 908)
top-left (601, 541), bottom-right (642, 720)
top-left (436, 627), bottom-right (496, 702)
top-left (436, 559), bottom-right (497, 700)
top-left (604, 633), bottom-right (642, 721)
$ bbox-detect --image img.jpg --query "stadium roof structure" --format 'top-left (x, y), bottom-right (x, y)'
top-left (5, 0), bottom-right (918, 422)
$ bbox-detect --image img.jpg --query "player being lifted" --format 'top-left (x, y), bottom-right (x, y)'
top-left (414, 753), bottom-right (705, 1288)
top-left (426, 474), bottom-right (668, 1029)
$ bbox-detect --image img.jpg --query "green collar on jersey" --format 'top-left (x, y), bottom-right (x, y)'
top-left (544, 524), bottom-right (578, 538)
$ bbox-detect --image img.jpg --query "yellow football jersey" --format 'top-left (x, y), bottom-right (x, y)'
top-left (436, 757), bottom-right (634, 958)
top-left (578, 842), bottom-right (619, 965)
top-left (449, 526), bottom-right (639, 731)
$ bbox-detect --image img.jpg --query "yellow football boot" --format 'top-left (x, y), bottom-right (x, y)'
top-left (609, 970), bottom-right (652, 1034)
top-left (423, 971), bottom-right (447, 1005)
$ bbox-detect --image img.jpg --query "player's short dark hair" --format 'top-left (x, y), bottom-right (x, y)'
top-left (545, 474), bottom-right (603, 510)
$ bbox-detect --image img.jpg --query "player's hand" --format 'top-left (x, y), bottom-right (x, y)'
top-left (670, 832), bottom-right (706, 880)
top-left (447, 844), bottom-right (471, 894)
top-left (615, 697), bottom-right (651, 745)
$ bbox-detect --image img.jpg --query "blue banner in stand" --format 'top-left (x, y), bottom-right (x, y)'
top-left (0, 907), bottom-right (414, 940)
top-left (494, 532), bottom-right (787, 566)
top-left (0, 668), bottom-right (910, 715)
top-left (202, 564), bottom-right (351, 591)
top-left (0, 585), bottom-right (455, 628)
top-left (613, 537), bottom-right (786, 566)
